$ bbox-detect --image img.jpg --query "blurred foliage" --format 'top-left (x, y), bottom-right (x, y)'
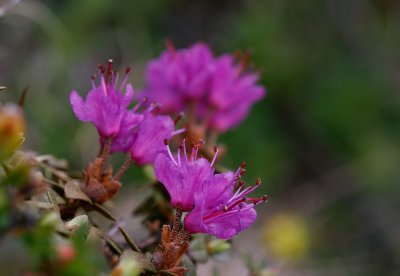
top-left (1, 0), bottom-right (400, 274)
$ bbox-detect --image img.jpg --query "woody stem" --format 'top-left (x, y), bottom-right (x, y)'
top-left (101, 138), bottom-right (112, 160)
top-left (170, 208), bottom-right (183, 241)
top-left (98, 137), bottom-right (113, 176)
top-left (114, 156), bottom-right (133, 181)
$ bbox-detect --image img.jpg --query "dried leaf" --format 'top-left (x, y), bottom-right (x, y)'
top-left (0, 86), bottom-right (6, 91)
top-left (120, 249), bottom-right (156, 273)
top-left (25, 200), bottom-right (54, 209)
top-left (118, 227), bottom-right (142, 253)
top-left (18, 86), bottom-right (28, 108)
top-left (38, 187), bottom-right (66, 206)
top-left (64, 181), bottom-right (92, 203)
top-left (89, 227), bottom-right (123, 254)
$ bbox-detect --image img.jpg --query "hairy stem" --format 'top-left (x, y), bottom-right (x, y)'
top-left (114, 156), bottom-right (133, 181)
top-left (170, 208), bottom-right (183, 241)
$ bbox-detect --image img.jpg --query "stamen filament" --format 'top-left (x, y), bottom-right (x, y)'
top-left (171, 128), bottom-right (186, 136)
top-left (164, 140), bottom-right (178, 166)
top-left (211, 146), bottom-right (219, 167)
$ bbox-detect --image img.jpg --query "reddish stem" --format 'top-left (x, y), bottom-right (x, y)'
top-left (114, 157), bottom-right (133, 181)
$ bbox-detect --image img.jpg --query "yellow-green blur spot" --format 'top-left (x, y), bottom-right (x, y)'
top-left (263, 213), bottom-right (309, 261)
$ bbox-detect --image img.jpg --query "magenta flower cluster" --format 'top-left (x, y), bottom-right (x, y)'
top-left (70, 45), bottom-right (267, 240)
top-left (141, 43), bottom-right (266, 132)
top-left (70, 60), bottom-right (184, 165)
top-left (154, 140), bottom-right (267, 239)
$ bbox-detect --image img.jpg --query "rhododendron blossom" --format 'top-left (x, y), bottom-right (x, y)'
top-left (154, 140), bottom-right (213, 211)
top-left (154, 140), bottom-right (267, 239)
top-left (70, 60), bottom-right (141, 139)
top-left (142, 43), bottom-right (266, 132)
top-left (184, 170), bottom-right (267, 239)
top-left (70, 60), bottom-right (184, 165)
top-left (125, 110), bottom-right (185, 165)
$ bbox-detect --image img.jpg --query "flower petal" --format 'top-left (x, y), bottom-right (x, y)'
top-left (70, 91), bottom-right (88, 121)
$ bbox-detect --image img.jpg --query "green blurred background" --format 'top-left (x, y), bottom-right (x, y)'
top-left (1, 0), bottom-right (400, 275)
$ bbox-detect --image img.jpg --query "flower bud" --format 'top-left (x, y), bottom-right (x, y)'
top-left (0, 104), bottom-right (25, 160)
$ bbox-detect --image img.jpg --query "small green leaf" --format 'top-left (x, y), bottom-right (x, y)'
top-left (118, 227), bottom-right (142, 254)
top-left (120, 249), bottom-right (156, 273)
top-left (92, 203), bottom-right (116, 221)
top-left (89, 227), bottom-right (123, 254)
top-left (65, 215), bottom-right (89, 231)
top-left (182, 255), bottom-right (196, 276)
top-left (188, 234), bottom-right (208, 262)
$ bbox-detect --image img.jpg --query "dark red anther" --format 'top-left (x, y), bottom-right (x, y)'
top-left (153, 105), bottom-right (161, 114)
top-left (164, 139), bottom-right (169, 145)
top-left (105, 59), bottom-right (113, 87)
top-left (125, 67), bottom-right (132, 74)
top-left (179, 145), bottom-right (184, 151)
top-left (262, 195), bottom-right (268, 201)
top-left (165, 39), bottom-right (176, 54)
top-left (255, 178), bottom-right (261, 185)
top-left (91, 74), bottom-right (96, 80)
top-left (174, 112), bottom-right (184, 125)
top-left (98, 64), bottom-right (106, 74)
top-left (240, 161), bottom-right (246, 168)
top-left (214, 146), bottom-right (218, 153)
top-left (240, 168), bottom-right (246, 176)
top-left (238, 180), bottom-right (244, 187)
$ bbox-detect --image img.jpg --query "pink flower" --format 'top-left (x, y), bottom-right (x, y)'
top-left (154, 141), bottom-right (267, 238)
top-left (142, 43), bottom-right (266, 133)
top-left (154, 140), bottom-right (213, 211)
top-left (70, 61), bottom-right (141, 138)
top-left (206, 55), bottom-right (265, 132)
top-left (142, 43), bottom-right (214, 113)
top-left (127, 109), bottom-right (185, 165)
top-left (184, 166), bottom-right (267, 239)
top-left (71, 61), bottom-right (185, 165)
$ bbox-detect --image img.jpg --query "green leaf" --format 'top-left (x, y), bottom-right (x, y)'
top-left (92, 203), bottom-right (116, 221)
top-left (120, 249), bottom-right (156, 273)
top-left (118, 227), bottom-right (142, 254)
top-left (65, 215), bottom-right (89, 231)
top-left (89, 227), bottom-right (123, 254)
top-left (188, 235), bottom-right (208, 262)
top-left (182, 255), bottom-right (196, 276)
top-left (64, 181), bottom-right (92, 203)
